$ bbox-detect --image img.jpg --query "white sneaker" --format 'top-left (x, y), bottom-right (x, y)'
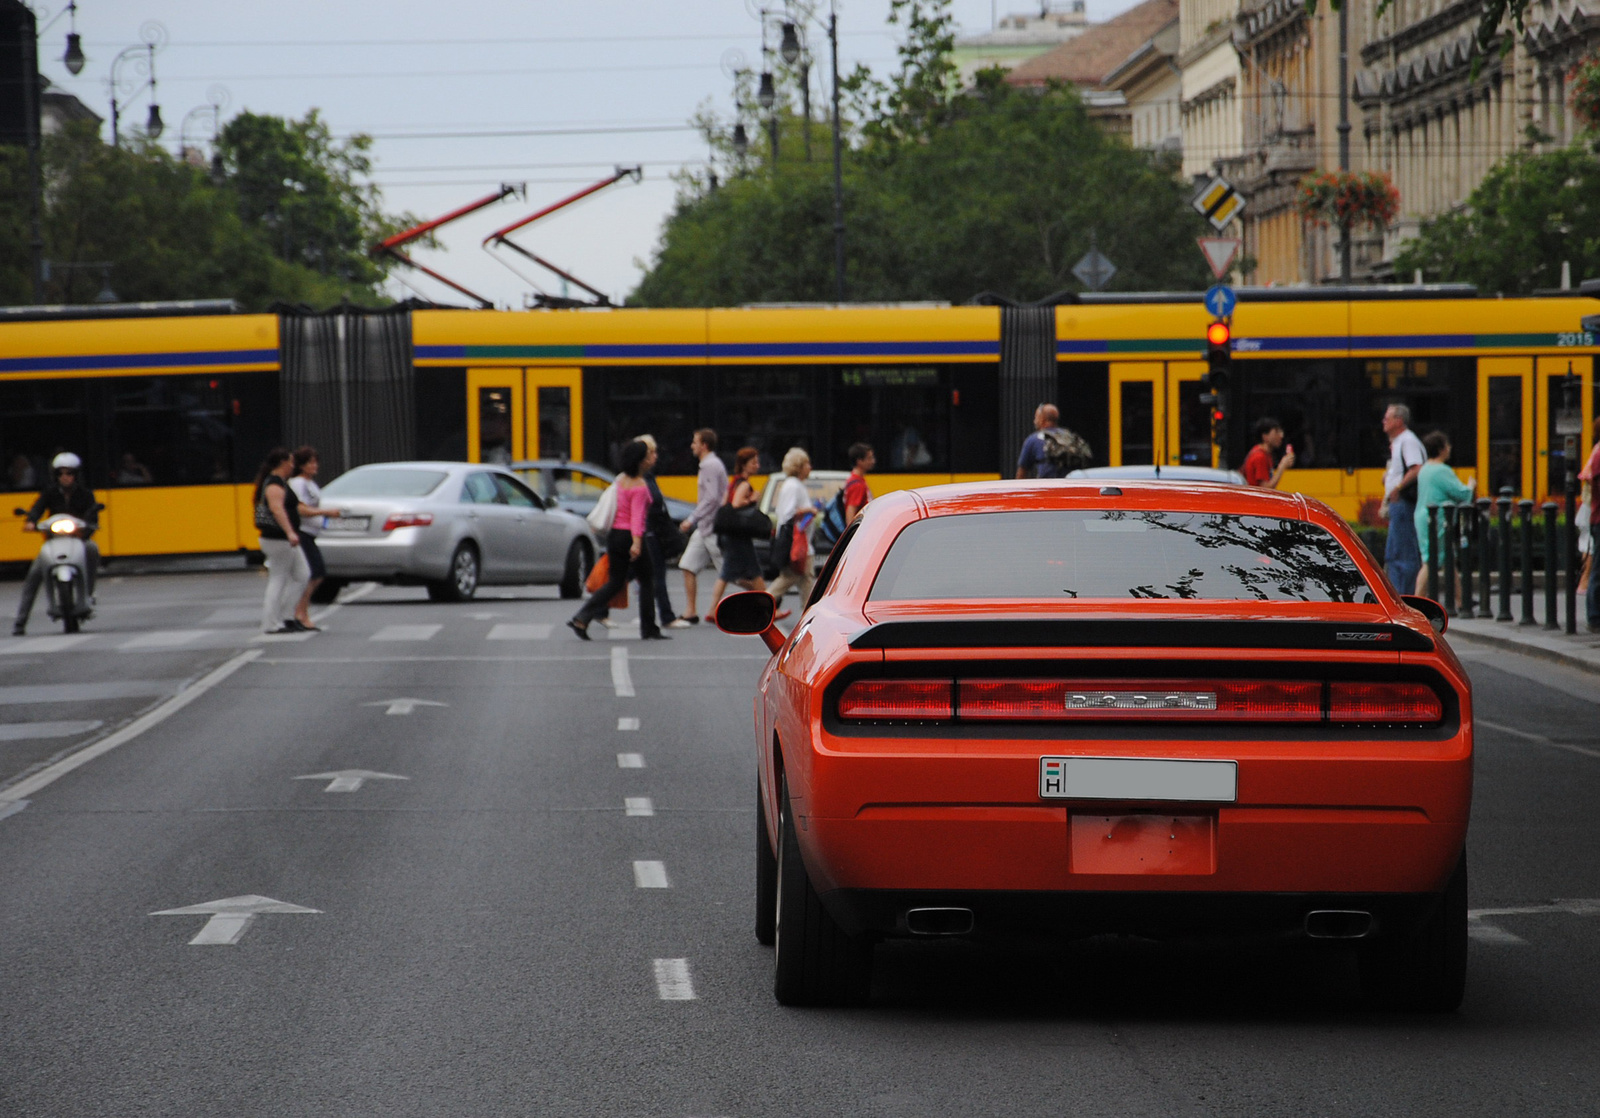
top-left (666, 617), bottom-right (692, 629)
top-left (599, 619), bottom-right (617, 629)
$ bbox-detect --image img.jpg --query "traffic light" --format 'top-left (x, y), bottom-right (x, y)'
top-left (1200, 319), bottom-right (1233, 453)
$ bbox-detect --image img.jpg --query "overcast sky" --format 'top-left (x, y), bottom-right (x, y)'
top-left (41, 0), bottom-right (1140, 307)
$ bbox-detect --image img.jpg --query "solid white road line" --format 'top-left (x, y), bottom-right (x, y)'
top-left (0, 720), bottom-right (104, 741)
top-left (371, 624), bottom-right (442, 642)
top-left (0, 649), bottom-right (262, 811)
top-left (1468, 919), bottom-right (1528, 945)
top-left (119, 629), bottom-right (216, 650)
top-left (486, 623), bottom-right (553, 641)
top-left (617, 753), bottom-right (645, 769)
top-left (1478, 718), bottom-right (1600, 760)
top-left (0, 634), bottom-right (93, 654)
top-left (633, 860), bottom-right (670, 888)
top-left (610, 646), bottom-right (634, 697)
top-left (625, 796), bottom-right (654, 817)
top-left (618, 716), bottom-right (640, 731)
top-left (652, 958), bottom-right (696, 1000)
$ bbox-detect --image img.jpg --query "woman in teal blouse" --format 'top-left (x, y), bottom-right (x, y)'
top-left (1413, 429), bottom-right (1476, 597)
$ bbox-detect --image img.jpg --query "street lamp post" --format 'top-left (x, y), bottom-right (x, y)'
top-left (828, 5), bottom-right (844, 302)
top-left (179, 84), bottom-right (229, 176)
top-left (15, 2), bottom-right (89, 303)
top-left (108, 22), bottom-right (165, 147)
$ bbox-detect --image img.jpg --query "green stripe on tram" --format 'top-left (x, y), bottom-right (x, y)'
top-left (462, 344), bottom-right (586, 359)
top-left (1105, 338), bottom-right (1199, 353)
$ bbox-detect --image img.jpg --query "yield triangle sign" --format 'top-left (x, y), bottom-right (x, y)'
top-left (1198, 237), bottom-right (1241, 281)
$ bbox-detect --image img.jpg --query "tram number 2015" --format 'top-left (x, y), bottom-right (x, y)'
top-left (1556, 332), bottom-right (1596, 347)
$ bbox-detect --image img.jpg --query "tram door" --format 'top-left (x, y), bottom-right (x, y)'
top-left (524, 367), bottom-right (583, 461)
top-left (1536, 356), bottom-right (1593, 500)
top-left (467, 368), bottom-right (525, 464)
top-left (1111, 363), bottom-right (1211, 468)
top-left (1477, 358), bottom-right (1532, 497)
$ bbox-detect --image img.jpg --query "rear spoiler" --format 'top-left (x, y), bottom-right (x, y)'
top-left (848, 619), bottom-right (1434, 653)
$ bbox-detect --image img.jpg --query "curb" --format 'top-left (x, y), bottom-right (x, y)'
top-left (1445, 625), bottom-right (1600, 678)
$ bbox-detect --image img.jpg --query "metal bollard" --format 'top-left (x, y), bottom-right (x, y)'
top-left (1427, 505), bottom-right (1441, 605)
top-left (1477, 497), bottom-right (1493, 616)
top-left (1441, 504), bottom-right (1457, 615)
top-left (1496, 490), bottom-right (1513, 621)
top-left (1458, 502), bottom-right (1476, 618)
top-left (1519, 498), bottom-right (1536, 624)
top-left (1543, 502), bottom-right (1560, 630)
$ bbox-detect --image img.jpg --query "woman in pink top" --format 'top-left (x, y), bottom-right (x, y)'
top-left (567, 439), bottom-right (668, 640)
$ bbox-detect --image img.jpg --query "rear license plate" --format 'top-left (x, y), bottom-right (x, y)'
top-left (324, 516), bottom-right (369, 532)
top-left (1039, 756), bottom-right (1237, 803)
top-left (1070, 813), bottom-right (1217, 875)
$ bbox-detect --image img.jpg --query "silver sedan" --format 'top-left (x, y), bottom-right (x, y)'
top-left (313, 462), bottom-right (596, 602)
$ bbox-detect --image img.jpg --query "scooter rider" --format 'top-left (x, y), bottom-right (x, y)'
top-left (14, 453), bottom-right (99, 636)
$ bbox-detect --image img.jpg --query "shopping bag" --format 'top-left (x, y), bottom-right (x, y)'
top-left (587, 483), bottom-right (618, 532)
top-left (585, 552), bottom-right (610, 593)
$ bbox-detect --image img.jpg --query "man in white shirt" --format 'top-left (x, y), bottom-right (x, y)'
top-left (672, 428), bottom-right (727, 626)
top-left (1381, 404), bottom-right (1427, 594)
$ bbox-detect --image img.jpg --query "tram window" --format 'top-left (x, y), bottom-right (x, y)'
top-left (478, 388), bottom-right (513, 465)
top-left (1485, 377), bottom-right (1522, 495)
top-left (715, 367), bottom-right (812, 472)
top-left (1176, 380), bottom-right (1212, 466)
top-left (1546, 374), bottom-right (1585, 498)
top-left (1119, 381), bottom-right (1154, 465)
top-left (108, 376), bottom-right (234, 487)
top-left (832, 366), bottom-right (948, 472)
top-left (0, 380), bottom-right (88, 491)
top-left (1240, 360), bottom-right (1344, 469)
top-left (538, 387), bottom-right (571, 460)
top-left (598, 368), bottom-right (696, 474)
top-left (1360, 358), bottom-right (1474, 467)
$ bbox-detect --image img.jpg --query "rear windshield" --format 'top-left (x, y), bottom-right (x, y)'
top-left (870, 510), bottom-right (1374, 603)
top-left (323, 468), bottom-right (449, 498)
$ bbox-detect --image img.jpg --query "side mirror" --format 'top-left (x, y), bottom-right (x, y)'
top-left (715, 590), bottom-right (785, 653)
top-left (94, 502), bottom-right (106, 512)
top-left (11, 508), bottom-right (24, 517)
top-left (1401, 594), bottom-right (1448, 634)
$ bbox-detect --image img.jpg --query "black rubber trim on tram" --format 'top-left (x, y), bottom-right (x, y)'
top-left (848, 619), bottom-right (1435, 654)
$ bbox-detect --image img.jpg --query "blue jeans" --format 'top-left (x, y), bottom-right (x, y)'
top-left (1385, 498), bottom-right (1421, 595)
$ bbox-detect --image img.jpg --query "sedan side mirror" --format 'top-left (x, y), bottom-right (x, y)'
top-left (1401, 594), bottom-right (1448, 634)
top-left (715, 590), bottom-right (785, 653)
top-left (12, 508), bottom-right (25, 517)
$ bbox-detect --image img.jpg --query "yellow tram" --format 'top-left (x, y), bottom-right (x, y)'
top-left (0, 288), bottom-right (1594, 560)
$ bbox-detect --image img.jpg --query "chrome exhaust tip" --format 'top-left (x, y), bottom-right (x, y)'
top-left (904, 907), bottom-right (975, 936)
top-left (1304, 909), bottom-right (1373, 939)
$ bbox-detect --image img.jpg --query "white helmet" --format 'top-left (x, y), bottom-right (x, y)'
top-left (51, 452), bottom-right (81, 472)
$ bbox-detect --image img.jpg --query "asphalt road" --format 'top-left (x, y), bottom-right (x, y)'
top-left (1, 569), bottom-right (1598, 1116)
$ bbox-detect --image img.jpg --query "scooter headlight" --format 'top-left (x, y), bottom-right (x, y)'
top-left (48, 520), bottom-right (75, 534)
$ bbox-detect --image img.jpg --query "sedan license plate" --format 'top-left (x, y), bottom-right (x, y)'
top-left (323, 516), bottom-right (369, 532)
top-left (1039, 756), bottom-right (1237, 803)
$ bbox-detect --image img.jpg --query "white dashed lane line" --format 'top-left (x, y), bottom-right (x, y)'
top-left (486, 623), bottom-right (553, 641)
top-left (652, 958), bottom-right (695, 1000)
top-left (625, 797), bottom-right (654, 817)
top-left (118, 630), bottom-right (215, 650)
top-left (633, 860), bottom-right (670, 888)
top-left (610, 646), bottom-right (634, 697)
top-left (1478, 718), bottom-right (1600, 761)
top-left (617, 753), bottom-right (645, 769)
top-left (370, 624), bottom-right (442, 642)
top-left (617, 716), bottom-right (640, 731)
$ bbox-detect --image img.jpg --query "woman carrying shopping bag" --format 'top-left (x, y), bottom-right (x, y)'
top-left (567, 439), bottom-right (666, 641)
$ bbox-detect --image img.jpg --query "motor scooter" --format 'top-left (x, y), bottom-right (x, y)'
top-left (14, 507), bottom-right (100, 633)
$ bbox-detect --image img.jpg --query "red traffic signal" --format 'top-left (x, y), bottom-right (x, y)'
top-left (1206, 321), bottom-right (1231, 348)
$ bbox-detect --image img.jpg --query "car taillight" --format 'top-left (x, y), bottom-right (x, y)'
top-left (381, 513), bottom-right (433, 532)
top-left (837, 680), bottom-right (954, 721)
top-left (1328, 681), bottom-right (1442, 723)
top-left (958, 679), bottom-right (1322, 721)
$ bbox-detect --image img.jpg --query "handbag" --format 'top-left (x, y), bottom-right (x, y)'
top-left (765, 519), bottom-right (795, 581)
top-left (713, 503), bottom-right (773, 539)
top-left (585, 552), bottom-right (610, 593)
top-left (587, 483), bottom-right (618, 532)
top-left (790, 512), bottom-right (813, 564)
top-left (253, 480), bottom-right (280, 532)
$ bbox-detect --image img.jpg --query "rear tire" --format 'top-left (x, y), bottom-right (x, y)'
top-left (428, 543), bottom-right (479, 602)
top-left (559, 538), bottom-right (592, 600)
top-left (756, 779), bottom-right (777, 946)
top-left (310, 578), bottom-right (346, 605)
top-left (1359, 852), bottom-right (1467, 1012)
top-left (773, 777), bottom-right (872, 1006)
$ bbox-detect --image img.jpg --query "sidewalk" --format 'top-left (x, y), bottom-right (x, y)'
top-left (1445, 613), bottom-right (1600, 675)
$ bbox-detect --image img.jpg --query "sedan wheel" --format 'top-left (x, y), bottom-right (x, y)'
top-left (559, 538), bottom-right (592, 600)
top-left (1359, 852), bottom-right (1467, 1011)
top-left (756, 780), bottom-right (777, 946)
top-left (773, 776), bottom-right (872, 1006)
top-left (429, 543), bottom-right (479, 602)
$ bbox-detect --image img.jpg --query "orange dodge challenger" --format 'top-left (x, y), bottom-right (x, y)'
top-left (717, 481), bottom-right (1471, 1010)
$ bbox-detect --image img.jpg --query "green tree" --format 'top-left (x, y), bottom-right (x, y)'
top-left (1394, 145), bottom-right (1600, 294)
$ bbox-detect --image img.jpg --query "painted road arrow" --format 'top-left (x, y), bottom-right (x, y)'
top-left (295, 770), bottom-right (410, 793)
top-left (362, 698), bottom-right (448, 715)
top-left (150, 894), bottom-right (320, 945)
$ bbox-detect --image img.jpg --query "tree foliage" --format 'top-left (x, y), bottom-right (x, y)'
top-left (630, 0), bottom-right (1210, 307)
top-left (1394, 145), bottom-right (1600, 294)
top-left (0, 111), bottom-right (413, 309)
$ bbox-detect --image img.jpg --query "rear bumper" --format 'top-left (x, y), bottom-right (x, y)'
top-left (316, 529), bottom-right (445, 580)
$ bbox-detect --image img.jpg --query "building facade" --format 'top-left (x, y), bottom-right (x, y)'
top-left (1103, 16), bottom-right (1183, 152)
top-left (1178, 0), bottom-right (1246, 180)
top-left (953, 1), bottom-right (1093, 82)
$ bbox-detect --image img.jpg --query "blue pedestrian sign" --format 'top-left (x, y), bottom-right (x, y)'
top-left (1204, 284), bottom-right (1237, 319)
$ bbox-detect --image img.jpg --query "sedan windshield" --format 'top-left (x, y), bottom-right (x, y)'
top-left (870, 510), bottom-right (1374, 603)
top-left (323, 468), bottom-right (449, 498)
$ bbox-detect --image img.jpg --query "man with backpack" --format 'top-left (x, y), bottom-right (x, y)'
top-left (1016, 404), bottom-right (1092, 478)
